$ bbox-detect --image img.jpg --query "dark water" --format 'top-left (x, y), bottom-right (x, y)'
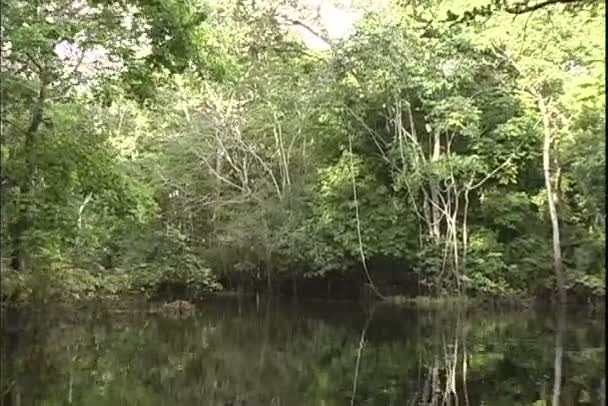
top-left (1, 298), bottom-right (605, 406)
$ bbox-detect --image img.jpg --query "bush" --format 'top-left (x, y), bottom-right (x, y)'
top-left (130, 253), bottom-right (222, 300)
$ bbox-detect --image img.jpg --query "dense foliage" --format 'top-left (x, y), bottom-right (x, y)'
top-left (1, 0), bottom-right (605, 302)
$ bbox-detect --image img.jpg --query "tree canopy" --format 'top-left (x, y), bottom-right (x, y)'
top-left (1, 0), bottom-right (605, 303)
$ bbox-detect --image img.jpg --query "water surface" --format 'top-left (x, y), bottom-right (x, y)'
top-left (1, 298), bottom-right (605, 405)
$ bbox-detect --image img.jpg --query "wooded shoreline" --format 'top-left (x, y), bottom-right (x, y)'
top-left (1, 0), bottom-right (604, 306)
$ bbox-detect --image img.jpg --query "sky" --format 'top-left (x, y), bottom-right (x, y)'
top-left (280, 0), bottom-right (386, 50)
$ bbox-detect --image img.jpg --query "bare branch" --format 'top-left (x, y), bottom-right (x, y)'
top-left (24, 52), bottom-right (44, 74)
top-left (194, 148), bottom-right (249, 195)
top-left (468, 154), bottom-right (515, 191)
top-left (276, 14), bottom-right (334, 48)
top-left (505, 0), bottom-right (586, 14)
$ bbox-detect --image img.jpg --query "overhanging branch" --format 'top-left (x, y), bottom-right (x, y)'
top-left (505, 0), bottom-right (587, 14)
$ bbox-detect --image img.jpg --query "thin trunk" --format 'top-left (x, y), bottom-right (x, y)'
top-left (68, 373), bottom-right (73, 404)
top-left (430, 129), bottom-right (442, 240)
top-left (554, 161), bottom-right (562, 207)
top-left (552, 306), bottom-right (566, 406)
top-left (446, 142), bottom-right (461, 290)
top-left (462, 187), bottom-right (471, 273)
top-left (462, 332), bottom-right (470, 406)
top-left (421, 367), bottom-right (432, 405)
top-left (241, 156), bottom-right (249, 193)
top-left (423, 198), bottom-right (433, 238)
top-left (271, 110), bottom-right (290, 192)
top-left (12, 81), bottom-right (46, 272)
top-left (273, 122), bottom-right (285, 190)
top-left (347, 132), bottom-right (384, 300)
top-left (77, 193), bottom-right (93, 230)
top-left (278, 118), bottom-right (290, 188)
top-left (403, 98), bottom-right (433, 237)
top-left (211, 148), bottom-right (223, 222)
top-left (450, 190), bottom-right (461, 290)
top-left (350, 308), bottom-right (375, 406)
top-left (539, 97), bottom-right (566, 305)
top-left (400, 100), bottom-right (433, 236)
top-left (244, 140), bottom-right (282, 199)
top-left (431, 359), bottom-right (440, 406)
top-left (11, 386), bottom-right (21, 406)
top-left (450, 336), bottom-right (459, 405)
top-left (258, 296), bottom-right (271, 372)
top-left (261, 218), bottom-right (272, 294)
top-left (302, 134), bottom-right (307, 168)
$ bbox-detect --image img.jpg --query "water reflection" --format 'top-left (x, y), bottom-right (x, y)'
top-left (552, 306), bottom-right (566, 406)
top-left (1, 299), bottom-right (604, 406)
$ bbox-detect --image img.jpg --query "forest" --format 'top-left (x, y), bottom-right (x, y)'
top-left (1, 0), bottom-right (605, 304)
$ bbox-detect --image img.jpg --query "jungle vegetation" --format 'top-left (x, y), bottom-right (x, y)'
top-left (0, 0), bottom-right (605, 303)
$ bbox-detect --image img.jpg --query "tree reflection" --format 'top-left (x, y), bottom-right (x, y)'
top-left (552, 305), bottom-right (566, 406)
top-left (350, 306), bottom-right (375, 406)
top-left (0, 301), bottom-right (604, 406)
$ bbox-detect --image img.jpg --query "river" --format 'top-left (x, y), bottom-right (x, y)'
top-left (1, 298), bottom-right (605, 405)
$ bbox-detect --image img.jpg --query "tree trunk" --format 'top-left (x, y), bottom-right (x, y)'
top-left (348, 131), bottom-right (384, 299)
top-left (462, 187), bottom-right (471, 273)
top-left (552, 305), bottom-right (566, 406)
top-left (430, 129), bottom-right (442, 240)
top-left (403, 98), bottom-right (434, 238)
top-left (265, 265), bottom-right (272, 294)
top-left (11, 81), bottom-right (46, 272)
top-left (539, 97), bottom-right (567, 305)
top-left (423, 197), bottom-right (433, 238)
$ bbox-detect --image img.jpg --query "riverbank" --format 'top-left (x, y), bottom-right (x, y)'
top-left (2, 286), bottom-right (604, 318)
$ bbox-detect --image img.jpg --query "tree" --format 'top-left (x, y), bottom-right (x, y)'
top-left (1, 0), bottom-right (604, 302)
